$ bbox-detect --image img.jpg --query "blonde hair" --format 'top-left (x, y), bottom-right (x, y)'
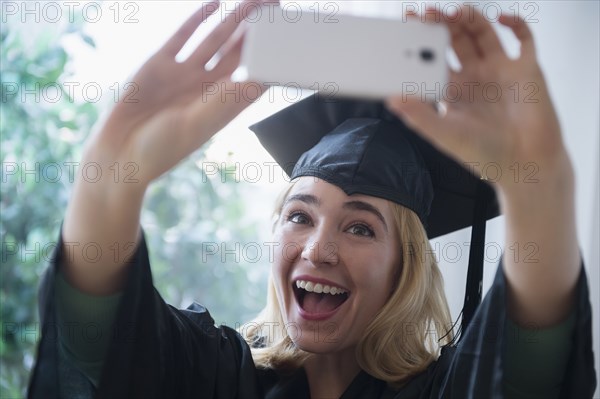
top-left (241, 181), bottom-right (453, 387)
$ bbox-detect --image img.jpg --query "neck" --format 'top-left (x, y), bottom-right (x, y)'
top-left (303, 348), bottom-right (361, 399)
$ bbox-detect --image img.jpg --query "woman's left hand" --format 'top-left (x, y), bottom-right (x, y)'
top-left (386, 6), bottom-right (581, 327)
top-left (385, 6), bottom-right (569, 197)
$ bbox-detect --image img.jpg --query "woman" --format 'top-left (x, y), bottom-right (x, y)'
top-left (28, 1), bottom-right (595, 398)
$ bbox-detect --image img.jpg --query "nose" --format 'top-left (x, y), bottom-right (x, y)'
top-left (301, 225), bottom-right (340, 267)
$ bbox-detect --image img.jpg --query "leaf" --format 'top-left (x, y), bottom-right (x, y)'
top-left (80, 33), bottom-right (96, 48)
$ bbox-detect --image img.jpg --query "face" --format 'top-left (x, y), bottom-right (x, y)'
top-left (271, 177), bottom-right (401, 354)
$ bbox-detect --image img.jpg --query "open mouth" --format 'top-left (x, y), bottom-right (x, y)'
top-left (293, 280), bottom-right (350, 315)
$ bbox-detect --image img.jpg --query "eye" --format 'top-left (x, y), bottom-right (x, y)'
top-left (287, 211), bottom-right (311, 225)
top-left (347, 223), bottom-right (375, 238)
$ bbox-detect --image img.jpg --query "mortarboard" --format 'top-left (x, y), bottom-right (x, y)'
top-left (249, 94), bottom-right (500, 340)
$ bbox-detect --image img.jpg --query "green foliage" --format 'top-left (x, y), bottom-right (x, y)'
top-left (1, 13), bottom-right (267, 399)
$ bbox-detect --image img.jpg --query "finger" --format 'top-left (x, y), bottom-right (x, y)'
top-left (209, 31), bottom-right (245, 77)
top-left (212, 26), bottom-right (269, 99)
top-left (182, 79), bottom-right (263, 148)
top-left (446, 15), bottom-right (478, 67)
top-left (404, 6), bottom-right (445, 24)
top-left (498, 13), bottom-right (536, 60)
top-left (421, 5), bottom-right (444, 24)
top-left (385, 97), bottom-right (472, 163)
top-left (459, 5), bottom-right (506, 60)
top-left (386, 97), bottom-right (444, 134)
top-left (404, 8), bottom-right (419, 18)
top-left (187, 0), bottom-right (258, 66)
top-left (160, 1), bottom-right (220, 57)
top-left (443, 70), bottom-right (463, 103)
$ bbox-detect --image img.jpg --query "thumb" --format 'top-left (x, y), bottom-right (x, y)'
top-left (385, 97), bottom-right (471, 163)
top-left (385, 97), bottom-right (446, 139)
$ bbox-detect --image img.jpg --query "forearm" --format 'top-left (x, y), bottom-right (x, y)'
top-left (62, 145), bottom-right (147, 295)
top-left (499, 150), bottom-right (581, 327)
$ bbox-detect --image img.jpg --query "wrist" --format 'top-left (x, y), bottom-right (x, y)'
top-left (496, 149), bottom-right (575, 216)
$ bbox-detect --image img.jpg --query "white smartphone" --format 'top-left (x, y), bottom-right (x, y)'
top-left (240, 5), bottom-right (449, 99)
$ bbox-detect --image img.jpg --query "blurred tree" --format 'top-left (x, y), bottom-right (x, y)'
top-left (1, 8), bottom-right (268, 398)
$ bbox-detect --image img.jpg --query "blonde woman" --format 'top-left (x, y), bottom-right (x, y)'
top-left (29, 1), bottom-right (595, 398)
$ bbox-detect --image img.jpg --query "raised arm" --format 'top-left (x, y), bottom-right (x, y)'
top-left (62, 0), bottom-right (265, 295)
top-left (385, 6), bottom-right (580, 328)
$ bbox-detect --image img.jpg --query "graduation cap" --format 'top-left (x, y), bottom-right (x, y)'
top-left (249, 94), bottom-right (500, 340)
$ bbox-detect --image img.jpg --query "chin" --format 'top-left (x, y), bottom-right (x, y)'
top-left (291, 321), bottom-right (345, 351)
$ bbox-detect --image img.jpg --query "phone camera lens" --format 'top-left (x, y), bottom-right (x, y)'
top-left (420, 49), bottom-right (435, 62)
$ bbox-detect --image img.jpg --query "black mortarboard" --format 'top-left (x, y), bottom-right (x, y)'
top-left (249, 94), bottom-right (500, 339)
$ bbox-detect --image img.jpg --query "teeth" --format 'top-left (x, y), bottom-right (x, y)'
top-left (295, 280), bottom-right (347, 295)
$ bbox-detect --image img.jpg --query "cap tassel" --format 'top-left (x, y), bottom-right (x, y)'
top-left (458, 184), bottom-right (491, 342)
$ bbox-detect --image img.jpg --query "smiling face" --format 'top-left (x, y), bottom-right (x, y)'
top-left (271, 176), bottom-right (401, 354)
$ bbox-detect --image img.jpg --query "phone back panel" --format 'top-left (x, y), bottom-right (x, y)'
top-left (241, 6), bottom-right (449, 98)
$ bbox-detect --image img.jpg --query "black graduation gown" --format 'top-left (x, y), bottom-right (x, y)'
top-left (28, 230), bottom-right (597, 398)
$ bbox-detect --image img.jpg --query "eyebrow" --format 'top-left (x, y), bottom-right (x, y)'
top-left (283, 194), bottom-right (321, 208)
top-left (283, 194), bottom-right (388, 232)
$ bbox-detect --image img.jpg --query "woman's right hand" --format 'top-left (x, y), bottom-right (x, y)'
top-left (90, 0), bottom-right (264, 188)
top-left (62, 0), bottom-right (266, 294)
